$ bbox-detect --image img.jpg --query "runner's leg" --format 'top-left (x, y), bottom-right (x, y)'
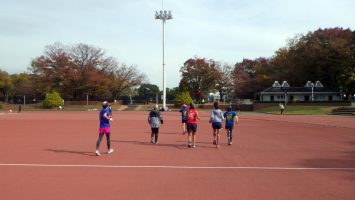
top-left (105, 132), bottom-right (111, 149)
top-left (96, 133), bottom-right (104, 150)
top-left (155, 128), bottom-right (159, 144)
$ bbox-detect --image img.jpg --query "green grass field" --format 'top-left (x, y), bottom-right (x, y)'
top-left (0, 102), bottom-right (337, 115)
top-left (255, 106), bottom-right (333, 115)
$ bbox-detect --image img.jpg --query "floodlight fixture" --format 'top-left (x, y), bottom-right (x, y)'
top-left (155, 9), bottom-right (172, 110)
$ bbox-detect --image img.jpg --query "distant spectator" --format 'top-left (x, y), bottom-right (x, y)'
top-left (279, 103), bottom-right (285, 115)
top-left (18, 104), bottom-right (22, 113)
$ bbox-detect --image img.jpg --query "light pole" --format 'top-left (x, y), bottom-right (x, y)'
top-left (155, 10), bottom-right (172, 111)
top-left (311, 82), bottom-right (314, 102)
top-left (340, 86), bottom-right (343, 101)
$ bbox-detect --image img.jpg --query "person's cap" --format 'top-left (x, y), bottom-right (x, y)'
top-left (154, 104), bottom-right (159, 109)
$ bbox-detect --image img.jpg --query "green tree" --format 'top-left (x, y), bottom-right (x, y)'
top-left (138, 84), bottom-right (160, 103)
top-left (174, 91), bottom-right (193, 107)
top-left (166, 87), bottom-right (179, 100)
top-left (43, 91), bottom-right (63, 108)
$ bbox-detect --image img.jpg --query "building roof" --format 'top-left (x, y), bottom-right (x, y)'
top-left (260, 86), bottom-right (339, 94)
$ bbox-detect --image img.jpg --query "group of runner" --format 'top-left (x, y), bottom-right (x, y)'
top-left (95, 101), bottom-right (239, 156)
top-left (179, 102), bottom-right (238, 148)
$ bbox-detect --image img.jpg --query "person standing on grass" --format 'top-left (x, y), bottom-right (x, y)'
top-left (179, 104), bottom-right (188, 134)
top-left (148, 104), bottom-right (163, 144)
top-left (223, 106), bottom-right (238, 145)
top-left (18, 104), bottom-right (22, 113)
top-left (96, 101), bottom-right (114, 156)
top-left (186, 102), bottom-right (200, 148)
top-left (209, 102), bottom-right (224, 148)
top-left (279, 103), bottom-right (285, 115)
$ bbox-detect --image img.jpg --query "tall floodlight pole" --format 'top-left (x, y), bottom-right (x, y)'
top-left (155, 10), bottom-right (172, 111)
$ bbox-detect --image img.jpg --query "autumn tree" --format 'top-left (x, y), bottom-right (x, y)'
top-left (179, 58), bottom-right (219, 101)
top-left (235, 27), bottom-right (355, 98)
top-left (107, 63), bottom-right (147, 100)
top-left (69, 43), bottom-right (111, 99)
top-left (0, 70), bottom-right (13, 102)
top-left (215, 63), bottom-right (234, 101)
top-left (233, 58), bottom-right (272, 99)
top-left (271, 28), bottom-right (355, 93)
top-left (30, 43), bottom-right (75, 99)
top-left (30, 43), bottom-right (147, 100)
top-left (10, 73), bottom-right (34, 102)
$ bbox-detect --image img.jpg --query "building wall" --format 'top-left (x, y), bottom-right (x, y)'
top-left (261, 94), bottom-right (341, 102)
top-left (253, 101), bottom-right (352, 110)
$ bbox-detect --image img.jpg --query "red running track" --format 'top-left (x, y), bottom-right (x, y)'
top-left (0, 111), bottom-right (355, 200)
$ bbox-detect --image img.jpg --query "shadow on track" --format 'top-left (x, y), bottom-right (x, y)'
top-left (111, 140), bottom-right (216, 149)
top-left (298, 141), bottom-right (355, 180)
top-left (143, 131), bottom-right (181, 135)
top-left (45, 149), bottom-right (96, 156)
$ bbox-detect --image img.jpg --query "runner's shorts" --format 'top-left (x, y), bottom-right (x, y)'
top-left (187, 123), bottom-right (197, 133)
top-left (212, 122), bottom-right (222, 129)
top-left (99, 127), bottom-right (111, 134)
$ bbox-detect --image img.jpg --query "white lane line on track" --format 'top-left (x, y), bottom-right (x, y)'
top-left (1, 163), bottom-right (355, 171)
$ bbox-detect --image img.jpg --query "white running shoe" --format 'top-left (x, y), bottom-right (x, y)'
top-left (95, 150), bottom-right (101, 156)
top-left (108, 148), bottom-right (114, 154)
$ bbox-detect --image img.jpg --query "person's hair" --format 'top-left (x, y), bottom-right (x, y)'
top-left (154, 104), bottom-right (159, 110)
top-left (102, 101), bottom-right (109, 109)
top-left (213, 102), bottom-right (219, 109)
top-left (227, 106), bottom-right (232, 111)
top-left (189, 102), bottom-right (195, 109)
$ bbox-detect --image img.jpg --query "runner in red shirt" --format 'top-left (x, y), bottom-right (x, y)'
top-left (186, 102), bottom-right (200, 148)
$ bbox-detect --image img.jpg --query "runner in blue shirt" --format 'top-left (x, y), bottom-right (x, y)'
top-left (179, 104), bottom-right (188, 134)
top-left (223, 106), bottom-right (238, 145)
top-left (96, 101), bottom-right (114, 156)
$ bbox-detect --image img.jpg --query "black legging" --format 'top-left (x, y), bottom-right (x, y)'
top-left (151, 128), bottom-right (159, 143)
top-left (227, 127), bottom-right (233, 141)
top-left (96, 133), bottom-right (111, 149)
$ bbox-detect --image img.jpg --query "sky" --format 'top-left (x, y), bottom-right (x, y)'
top-left (0, 0), bottom-right (354, 88)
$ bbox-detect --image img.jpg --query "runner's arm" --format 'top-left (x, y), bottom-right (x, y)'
top-left (103, 112), bottom-right (113, 121)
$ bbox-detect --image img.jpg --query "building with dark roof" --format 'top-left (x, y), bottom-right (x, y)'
top-left (259, 81), bottom-right (341, 102)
